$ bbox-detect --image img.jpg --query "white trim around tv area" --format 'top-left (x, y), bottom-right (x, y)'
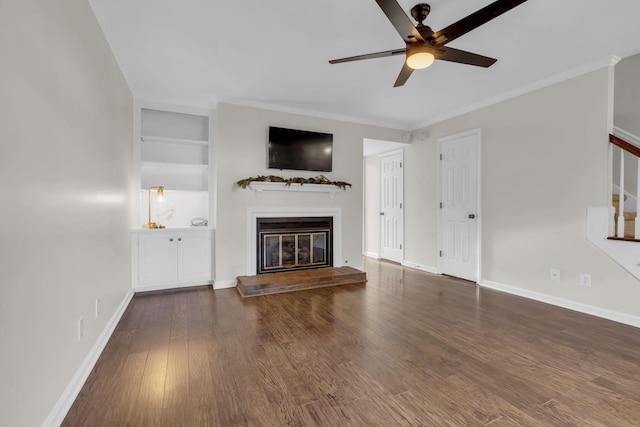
top-left (246, 207), bottom-right (342, 277)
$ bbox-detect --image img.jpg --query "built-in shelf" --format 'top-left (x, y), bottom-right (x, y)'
top-left (138, 107), bottom-right (210, 193)
top-left (248, 181), bottom-right (345, 197)
top-left (142, 161), bottom-right (208, 169)
top-left (141, 135), bottom-right (208, 146)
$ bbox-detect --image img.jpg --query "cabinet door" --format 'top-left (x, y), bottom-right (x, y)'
top-left (138, 233), bottom-right (178, 285)
top-left (177, 231), bottom-right (211, 283)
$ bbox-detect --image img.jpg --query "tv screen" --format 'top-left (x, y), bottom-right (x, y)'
top-left (268, 126), bottom-right (333, 172)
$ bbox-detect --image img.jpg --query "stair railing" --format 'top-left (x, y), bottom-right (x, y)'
top-left (610, 134), bottom-right (640, 239)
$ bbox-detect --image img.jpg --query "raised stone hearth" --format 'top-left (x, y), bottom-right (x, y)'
top-left (236, 266), bottom-right (366, 297)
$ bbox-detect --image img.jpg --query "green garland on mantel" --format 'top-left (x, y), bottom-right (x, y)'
top-left (237, 175), bottom-right (352, 190)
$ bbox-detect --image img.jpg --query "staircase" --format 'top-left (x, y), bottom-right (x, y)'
top-left (609, 133), bottom-right (640, 241)
top-left (612, 194), bottom-right (636, 239)
top-left (587, 133), bottom-right (640, 281)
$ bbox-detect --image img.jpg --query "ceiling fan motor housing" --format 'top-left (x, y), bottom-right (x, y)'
top-left (411, 3), bottom-right (431, 24)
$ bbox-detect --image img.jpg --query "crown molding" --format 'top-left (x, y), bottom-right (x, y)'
top-left (414, 55), bottom-right (622, 130)
top-left (133, 55), bottom-right (625, 134)
top-left (221, 99), bottom-right (411, 131)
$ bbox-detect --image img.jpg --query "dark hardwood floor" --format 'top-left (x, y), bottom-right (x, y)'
top-left (63, 259), bottom-right (640, 426)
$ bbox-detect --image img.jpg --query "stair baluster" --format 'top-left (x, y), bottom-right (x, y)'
top-left (617, 148), bottom-right (626, 238)
top-left (636, 157), bottom-right (640, 239)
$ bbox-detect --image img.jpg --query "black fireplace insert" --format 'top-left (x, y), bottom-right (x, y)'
top-left (257, 217), bottom-right (333, 274)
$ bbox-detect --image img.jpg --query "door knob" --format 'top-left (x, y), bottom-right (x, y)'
top-left (380, 212), bottom-right (385, 216)
top-left (468, 214), bottom-right (476, 219)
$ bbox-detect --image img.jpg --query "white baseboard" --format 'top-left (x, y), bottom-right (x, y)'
top-left (401, 260), bottom-right (439, 274)
top-left (134, 281), bottom-right (213, 293)
top-left (214, 280), bottom-right (237, 290)
top-left (480, 279), bottom-right (640, 329)
top-left (43, 288), bottom-right (135, 427)
top-left (364, 252), bottom-right (379, 259)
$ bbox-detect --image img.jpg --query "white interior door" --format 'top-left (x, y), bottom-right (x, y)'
top-left (439, 130), bottom-right (480, 282)
top-left (380, 150), bottom-right (404, 262)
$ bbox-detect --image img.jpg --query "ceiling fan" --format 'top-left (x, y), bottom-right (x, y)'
top-left (329, 0), bottom-right (528, 87)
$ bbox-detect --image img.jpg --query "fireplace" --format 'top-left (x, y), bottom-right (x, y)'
top-left (257, 217), bottom-right (333, 274)
top-left (246, 208), bottom-right (342, 276)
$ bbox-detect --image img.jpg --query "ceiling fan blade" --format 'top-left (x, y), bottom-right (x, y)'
top-left (329, 48), bottom-right (406, 64)
top-left (393, 63), bottom-right (414, 87)
top-left (375, 0), bottom-right (424, 43)
top-left (436, 46), bottom-right (497, 67)
top-left (431, 0), bottom-right (528, 46)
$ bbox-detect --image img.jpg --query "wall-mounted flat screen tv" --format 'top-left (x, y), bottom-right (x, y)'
top-left (268, 126), bottom-right (333, 172)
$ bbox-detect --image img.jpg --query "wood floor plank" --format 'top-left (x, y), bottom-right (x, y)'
top-left (297, 399), bottom-right (346, 426)
top-left (128, 369), bottom-right (167, 427)
top-left (160, 292), bottom-right (190, 427)
top-left (100, 351), bottom-right (148, 426)
top-left (224, 338), bottom-right (286, 426)
top-left (258, 330), bottom-right (319, 406)
top-left (63, 261), bottom-right (640, 426)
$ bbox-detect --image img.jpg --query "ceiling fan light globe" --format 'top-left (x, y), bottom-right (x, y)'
top-left (406, 50), bottom-right (434, 70)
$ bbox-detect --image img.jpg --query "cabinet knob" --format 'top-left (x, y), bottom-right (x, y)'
top-left (178, 237), bottom-right (182, 242)
top-left (169, 238), bottom-right (174, 242)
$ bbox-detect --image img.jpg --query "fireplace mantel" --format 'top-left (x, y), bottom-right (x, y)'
top-left (248, 182), bottom-right (343, 197)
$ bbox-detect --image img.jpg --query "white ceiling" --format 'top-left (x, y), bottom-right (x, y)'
top-left (89, 0), bottom-right (640, 130)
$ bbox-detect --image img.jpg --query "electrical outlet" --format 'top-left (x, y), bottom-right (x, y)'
top-left (77, 317), bottom-right (84, 341)
top-left (550, 268), bottom-right (561, 281)
top-left (95, 298), bottom-right (100, 318)
top-left (579, 273), bottom-right (591, 287)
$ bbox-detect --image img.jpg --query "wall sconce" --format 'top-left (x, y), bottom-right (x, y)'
top-left (143, 186), bottom-right (165, 229)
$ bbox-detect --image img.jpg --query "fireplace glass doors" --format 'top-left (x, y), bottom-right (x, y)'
top-left (257, 217), bottom-right (333, 274)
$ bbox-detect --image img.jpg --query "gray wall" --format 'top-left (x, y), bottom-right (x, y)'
top-left (0, 1), bottom-right (133, 425)
top-left (401, 66), bottom-right (640, 318)
top-left (615, 52), bottom-right (640, 137)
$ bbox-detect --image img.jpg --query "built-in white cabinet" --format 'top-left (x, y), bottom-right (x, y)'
top-left (132, 101), bottom-right (214, 291)
top-left (133, 229), bottom-right (213, 289)
top-left (176, 230), bottom-right (212, 282)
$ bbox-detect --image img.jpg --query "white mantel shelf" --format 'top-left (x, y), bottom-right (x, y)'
top-left (248, 181), bottom-right (345, 197)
